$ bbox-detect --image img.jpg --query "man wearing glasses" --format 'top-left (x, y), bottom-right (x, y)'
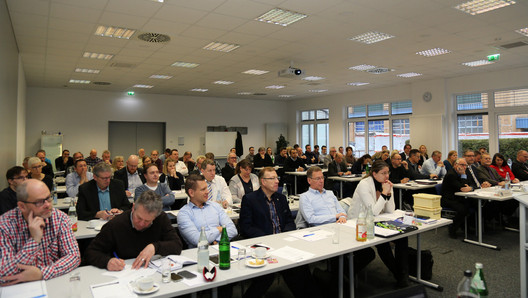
top-left (76, 163), bottom-right (130, 220)
top-left (0, 166), bottom-right (28, 215)
top-left (221, 152), bottom-right (237, 184)
top-left (0, 179), bottom-right (80, 285)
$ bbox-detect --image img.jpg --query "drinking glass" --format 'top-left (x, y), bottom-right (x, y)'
top-left (332, 225), bottom-right (340, 244)
top-left (161, 259), bottom-right (171, 283)
top-left (238, 248), bottom-right (247, 269)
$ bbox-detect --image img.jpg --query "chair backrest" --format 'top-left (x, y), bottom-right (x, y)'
top-left (294, 209), bottom-right (308, 229)
top-left (435, 183), bottom-right (442, 195)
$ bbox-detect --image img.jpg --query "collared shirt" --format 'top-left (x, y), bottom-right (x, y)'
top-left (126, 170), bottom-right (143, 194)
top-left (84, 157), bottom-right (102, 167)
top-left (206, 175), bottom-right (233, 205)
top-left (299, 187), bottom-right (346, 226)
top-left (266, 199), bottom-right (281, 234)
top-left (0, 208), bottom-right (80, 282)
top-left (420, 158), bottom-right (447, 178)
top-left (177, 201), bottom-right (238, 248)
top-left (175, 161), bottom-right (188, 176)
top-left (65, 171), bottom-right (94, 197)
top-left (97, 186), bottom-right (111, 211)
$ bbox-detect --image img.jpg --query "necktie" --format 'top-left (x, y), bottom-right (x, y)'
top-left (468, 166), bottom-right (481, 188)
top-left (487, 167), bottom-right (497, 180)
top-left (207, 181), bottom-right (213, 201)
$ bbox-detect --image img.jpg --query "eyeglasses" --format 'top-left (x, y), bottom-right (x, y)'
top-left (309, 177), bottom-right (324, 181)
top-left (22, 196), bottom-right (52, 207)
top-left (31, 165), bottom-right (43, 170)
top-left (262, 177), bottom-right (279, 180)
top-left (96, 175), bottom-right (112, 180)
top-left (458, 164), bottom-right (468, 167)
top-left (11, 175), bottom-right (28, 180)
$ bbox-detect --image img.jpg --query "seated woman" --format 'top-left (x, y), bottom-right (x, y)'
top-left (490, 153), bottom-right (519, 183)
top-left (229, 159), bottom-right (260, 204)
top-left (418, 145), bottom-right (429, 166)
top-left (345, 146), bottom-right (356, 166)
top-left (347, 160), bottom-right (409, 288)
top-left (135, 164), bottom-right (175, 211)
top-left (142, 156), bottom-right (152, 170)
top-left (443, 150), bottom-right (458, 172)
top-left (27, 157), bottom-right (53, 191)
top-left (253, 146), bottom-right (274, 168)
top-left (111, 156), bottom-right (124, 173)
top-left (159, 158), bottom-right (184, 190)
top-left (266, 147), bottom-right (275, 165)
top-left (351, 154), bottom-right (372, 174)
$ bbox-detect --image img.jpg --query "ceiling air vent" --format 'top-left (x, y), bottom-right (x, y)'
top-left (92, 81), bottom-right (111, 85)
top-left (137, 32), bottom-right (171, 43)
top-left (367, 67), bottom-right (393, 74)
top-left (109, 62), bottom-right (136, 68)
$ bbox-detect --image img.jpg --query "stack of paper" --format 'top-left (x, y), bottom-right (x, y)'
top-left (149, 255), bottom-right (196, 272)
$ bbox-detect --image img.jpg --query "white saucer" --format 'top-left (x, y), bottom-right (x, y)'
top-left (94, 225), bottom-right (103, 231)
top-left (252, 253), bottom-right (270, 259)
top-left (246, 259), bottom-right (267, 268)
top-left (132, 283), bottom-right (160, 295)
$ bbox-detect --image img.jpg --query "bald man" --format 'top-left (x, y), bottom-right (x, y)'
top-left (85, 149), bottom-right (103, 167)
top-left (512, 150), bottom-right (528, 181)
top-left (113, 155), bottom-right (146, 197)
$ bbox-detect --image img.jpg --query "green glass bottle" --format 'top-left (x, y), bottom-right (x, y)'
top-left (470, 262), bottom-right (488, 297)
top-left (219, 225), bottom-right (230, 270)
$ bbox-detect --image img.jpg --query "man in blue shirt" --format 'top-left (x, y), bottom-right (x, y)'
top-left (420, 150), bottom-right (445, 178)
top-left (177, 174), bottom-right (237, 248)
top-left (65, 159), bottom-right (93, 197)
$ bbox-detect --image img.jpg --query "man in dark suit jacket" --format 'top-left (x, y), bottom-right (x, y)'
top-left (326, 153), bottom-right (351, 195)
top-left (283, 148), bottom-right (308, 193)
top-left (77, 163), bottom-right (130, 220)
top-left (113, 155), bottom-right (146, 197)
top-left (406, 149), bottom-right (431, 180)
top-left (512, 150), bottom-right (528, 181)
top-left (239, 168), bottom-right (321, 298)
top-left (400, 144), bottom-right (412, 162)
top-left (221, 152), bottom-right (237, 184)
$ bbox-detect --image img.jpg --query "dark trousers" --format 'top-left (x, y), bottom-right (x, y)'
top-left (441, 196), bottom-right (471, 232)
top-left (376, 238), bottom-right (409, 283)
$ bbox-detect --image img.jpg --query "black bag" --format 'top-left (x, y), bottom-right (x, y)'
top-left (408, 248), bottom-right (434, 280)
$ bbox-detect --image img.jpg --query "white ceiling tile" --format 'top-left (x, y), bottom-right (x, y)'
top-left (6, 0), bottom-right (49, 15)
top-left (196, 13), bottom-right (248, 31)
top-left (50, 2), bottom-right (102, 23)
top-left (98, 11), bottom-right (149, 29)
top-left (105, 0), bottom-right (162, 17)
top-left (153, 5), bottom-right (209, 25)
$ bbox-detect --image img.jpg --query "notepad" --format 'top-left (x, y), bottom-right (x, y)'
top-left (0, 280), bottom-right (47, 298)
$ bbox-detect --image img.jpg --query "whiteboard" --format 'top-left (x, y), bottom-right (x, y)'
top-left (205, 132), bottom-right (237, 158)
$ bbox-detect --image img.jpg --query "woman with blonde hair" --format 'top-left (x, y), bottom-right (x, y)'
top-left (418, 145), bottom-right (428, 166)
top-left (159, 158), bottom-right (184, 191)
top-left (111, 156), bottom-right (124, 173)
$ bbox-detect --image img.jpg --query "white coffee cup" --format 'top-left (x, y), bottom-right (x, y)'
top-left (89, 219), bottom-right (99, 228)
top-left (255, 247), bottom-right (267, 258)
top-left (137, 277), bottom-right (153, 291)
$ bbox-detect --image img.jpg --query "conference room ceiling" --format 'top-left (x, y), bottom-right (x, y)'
top-left (6, 0), bottom-right (528, 101)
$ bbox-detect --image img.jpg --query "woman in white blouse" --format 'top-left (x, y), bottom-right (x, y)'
top-left (229, 159), bottom-right (259, 203)
top-left (348, 160), bottom-right (409, 288)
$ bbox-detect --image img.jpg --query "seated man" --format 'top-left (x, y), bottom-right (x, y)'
top-left (304, 145), bottom-right (317, 164)
top-left (512, 150), bottom-right (528, 181)
top-left (200, 159), bottom-right (232, 209)
top-left (36, 150), bottom-right (54, 177)
top-left (326, 153), bottom-right (352, 196)
top-left (85, 149), bottom-right (103, 168)
top-left (150, 150), bottom-right (163, 172)
top-left (182, 151), bottom-right (195, 172)
top-left (284, 148), bottom-right (308, 193)
top-left (134, 164), bottom-right (175, 211)
top-left (55, 149), bottom-right (73, 172)
top-left (205, 152), bottom-right (222, 175)
top-left (323, 147), bottom-right (337, 168)
top-left (84, 190), bottom-right (183, 271)
top-left (65, 159), bottom-right (93, 197)
top-left (420, 150), bottom-right (446, 178)
top-left (0, 180), bottom-right (80, 284)
top-left (169, 149), bottom-right (188, 176)
top-left (113, 155), bottom-right (146, 197)
top-left (188, 155), bottom-right (205, 176)
top-left (0, 166), bottom-right (28, 215)
top-left (239, 167), bottom-right (322, 298)
top-left (76, 163), bottom-right (130, 220)
top-left (221, 152), bottom-right (237, 184)
top-left (274, 147), bottom-right (288, 166)
top-left (66, 152), bottom-right (92, 174)
top-left (407, 149), bottom-right (435, 180)
top-left (178, 174), bottom-right (238, 248)
top-left (476, 153), bottom-right (506, 186)
top-left (388, 152), bottom-right (409, 184)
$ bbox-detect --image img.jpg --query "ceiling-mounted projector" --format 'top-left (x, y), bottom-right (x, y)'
top-left (278, 67), bottom-right (304, 78)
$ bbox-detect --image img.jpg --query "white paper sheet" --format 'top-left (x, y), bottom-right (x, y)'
top-left (90, 280), bottom-right (137, 298)
top-left (0, 280), bottom-right (47, 298)
top-left (289, 229), bottom-right (333, 242)
top-left (271, 246), bottom-right (315, 262)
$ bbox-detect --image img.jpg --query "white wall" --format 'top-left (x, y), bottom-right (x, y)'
top-left (0, 0), bottom-right (24, 189)
top-left (25, 88), bottom-right (289, 158)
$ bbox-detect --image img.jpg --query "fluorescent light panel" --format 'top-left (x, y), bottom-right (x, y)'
top-left (302, 76), bottom-right (325, 81)
top-left (83, 52), bottom-right (113, 60)
top-left (309, 89), bottom-right (328, 93)
top-left (454, 0), bottom-right (516, 15)
top-left (237, 92), bottom-right (252, 95)
top-left (462, 60), bottom-right (494, 67)
top-left (94, 25), bottom-right (136, 39)
top-left (190, 88), bottom-right (208, 92)
top-left (75, 68), bottom-right (100, 74)
top-left (397, 72), bottom-right (422, 78)
top-left (213, 81), bottom-right (234, 85)
top-left (69, 79), bottom-right (90, 84)
top-left (242, 69), bottom-right (269, 75)
top-left (278, 95), bottom-right (295, 98)
top-left (202, 42), bottom-right (240, 52)
top-left (349, 31), bottom-right (394, 44)
top-left (347, 82), bottom-right (370, 86)
top-left (171, 61), bottom-right (199, 68)
top-left (255, 8), bottom-right (307, 27)
top-left (150, 75), bottom-right (172, 79)
top-left (265, 85), bottom-right (285, 89)
top-left (515, 27), bottom-right (528, 37)
top-left (133, 84), bottom-right (154, 88)
top-left (416, 48), bottom-right (452, 57)
top-left (349, 64), bottom-right (377, 71)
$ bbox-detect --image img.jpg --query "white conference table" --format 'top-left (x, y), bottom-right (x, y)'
top-left (327, 175), bottom-right (363, 198)
top-left (393, 180), bottom-right (441, 209)
top-left (456, 186), bottom-right (526, 250)
top-left (47, 211), bottom-right (451, 298)
top-left (285, 168), bottom-right (328, 195)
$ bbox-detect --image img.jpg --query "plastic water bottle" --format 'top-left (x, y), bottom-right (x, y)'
top-left (470, 263), bottom-right (488, 297)
top-left (457, 270), bottom-right (478, 298)
top-left (505, 172), bottom-right (511, 190)
top-left (52, 181), bottom-right (58, 205)
top-left (68, 200), bottom-right (77, 232)
top-left (282, 183), bottom-right (289, 198)
top-left (197, 227), bottom-right (209, 273)
top-left (366, 205), bottom-right (375, 240)
top-left (219, 225), bottom-right (230, 270)
top-left (507, 158), bottom-right (513, 168)
top-left (356, 206), bottom-right (367, 242)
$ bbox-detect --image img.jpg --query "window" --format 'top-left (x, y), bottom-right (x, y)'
top-left (498, 113), bottom-right (528, 156)
top-left (455, 93), bottom-right (490, 154)
top-left (458, 115), bottom-right (485, 134)
top-left (347, 101), bottom-right (412, 155)
top-left (456, 93), bottom-right (488, 111)
top-left (300, 109), bottom-right (329, 148)
top-left (495, 89), bottom-right (528, 107)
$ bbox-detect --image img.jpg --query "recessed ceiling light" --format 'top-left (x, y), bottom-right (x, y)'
top-left (133, 84), bottom-right (154, 88)
top-left (462, 60), bottom-right (495, 67)
top-left (347, 82), bottom-right (370, 86)
top-left (202, 41), bottom-right (240, 52)
top-left (242, 69), bottom-right (269, 75)
top-left (349, 31), bottom-right (394, 44)
top-left (278, 95), bottom-right (295, 98)
top-left (309, 89), bottom-right (328, 93)
top-left (397, 72), bottom-right (422, 78)
top-left (237, 92), bottom-right (252, 95)
top-left (349, 64), bottom-right (377, 71)
top-left (94, 25), bottom-right (136, 39)
top-left (302, 76), bottom-right (325, 81)
top-left (69, 79), bottom-right (90, 84)
top-left (454, 0), bottom-right (516, 15)
top-left (265, 85), bottom-right (285, 89)
top-left (213, 81), bottom-right (234, 85)
top-left (83, 52), bottom-right (113, 60)
top-left (150, 75), bottom-right (172, 79)
top-left (416, 48), bottom-right (452, 57)
top-left (255, 8), bottom-right (307, 27)
top-left (75, 68), bottom-right (100, 74)
top-left (515, 27), bottom-right (528, 37)
top-left (190, 88), bottom-right (208, 92)
top-left (150, 0), bottom-right (163, 2)
top-left (171, 61), bottom-right (199, 68)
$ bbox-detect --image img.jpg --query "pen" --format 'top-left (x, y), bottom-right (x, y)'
top-left (231, 245), bottom-right (239, 250)
top-left (92, 281), bottom-right (119, 289)
top-left (303, 233), bottom-right (315, 237)
top-left (113, 252), bottom-right (119, 259)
